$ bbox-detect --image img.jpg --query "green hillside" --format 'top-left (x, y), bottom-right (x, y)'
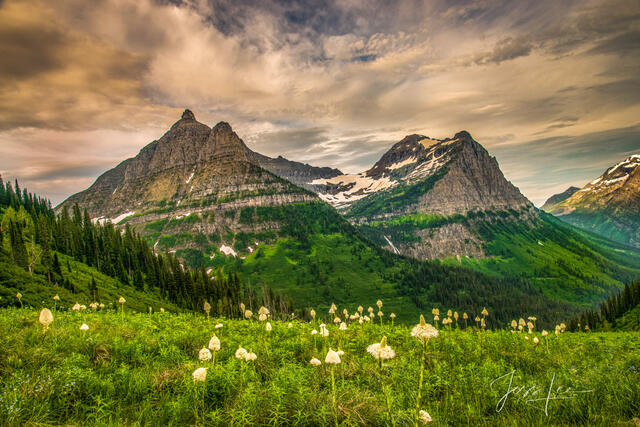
top-left (569, 281), bottom-right (640, 331)
top-left (359, 209), bottom-right (640, 306)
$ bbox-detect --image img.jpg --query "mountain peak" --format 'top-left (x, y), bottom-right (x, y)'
top-left (181, 109), bottom-right (196, 121)
top-left (453, 130), bottom-right (472, 140)
top-left (213, 121), bottom-right (233, 133)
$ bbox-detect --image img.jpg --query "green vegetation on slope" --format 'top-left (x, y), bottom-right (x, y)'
top-left (0, 179), bottom-right (286, 317)
top-left (451, 212), bottom-right (640, 305)
top-left (358, 208), bottom-right (640, 307)
top-left (569, 281), bottom-right (640, 332)
top-left (222, 210), bottom-right (581, 328)
top-left (555, 208), bottom-right (638, 247)
top-left (1, 309), bottom-right (638, 426)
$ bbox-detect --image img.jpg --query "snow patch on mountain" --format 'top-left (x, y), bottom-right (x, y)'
top-left (383, 235), bottom-right (400, 255)
top-left (219, 245), bottom-right (237, 257)
top-left (313, 173), bottom-right (396, 209)
top-left (112, 211), bottom-right (135, 224)
top-left (388, 156), bottom-right (418, 170)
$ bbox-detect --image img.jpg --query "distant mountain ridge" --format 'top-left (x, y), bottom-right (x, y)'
top-left (541, 186), bottom-right (580, 208)
top-left (542, 154), bottom-right (640, 248)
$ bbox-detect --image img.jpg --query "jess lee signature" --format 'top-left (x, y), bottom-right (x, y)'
top-left (490, 369), bottom-right (594, 416)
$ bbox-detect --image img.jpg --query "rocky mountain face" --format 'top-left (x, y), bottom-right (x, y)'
top-left (58, 110), bottom-right (333, 262)
top-left (247, 151), bottom-right (342, 192)
top-left (542, 154), bottom-right (640, 248)
top-left (311, 131), bottom-right (535, 259)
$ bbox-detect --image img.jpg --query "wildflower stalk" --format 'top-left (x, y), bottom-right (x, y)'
top-left (379, 358), bottom-right (395, 427)
top-left (330, 366), bottom-right (338, 427)
top-left (415, 339), bottom-right (427, 427)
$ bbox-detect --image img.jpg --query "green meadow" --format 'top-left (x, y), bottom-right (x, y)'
top-left (1, 305), bottom-right (638, 426)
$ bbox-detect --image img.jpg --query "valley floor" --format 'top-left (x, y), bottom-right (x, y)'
top-left (0, 309), bottom-right (638, 426)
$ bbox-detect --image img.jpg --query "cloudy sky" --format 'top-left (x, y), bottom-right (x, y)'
top-left (0, 0), bottom-right (639, 206)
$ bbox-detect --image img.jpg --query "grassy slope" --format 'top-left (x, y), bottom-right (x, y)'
top-left (555, 208), bottom-right (637, 247)
top-left (615, 303), bottom-right (640, 331)
top-left (0, 249), bottom-right (180, 313)
top-left (0, 309), bottom-right (638, 426)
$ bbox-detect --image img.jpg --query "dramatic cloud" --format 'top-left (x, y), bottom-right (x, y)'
top-left (0, 0), bottom-right (638, 205)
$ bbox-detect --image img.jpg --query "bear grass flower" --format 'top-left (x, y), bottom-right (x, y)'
top-left (203, 301), bottom-right (211, 318)
top-left (325, 348), bottom-right (341, 425)
top-left (412, 315), bottom-right (439, 425)
top-left (325, 348), bottom-right (341, 364)
top-left (288, 322), bottom-right (293, 328)
top-left (339, 322), bottom-right (347, 331)
top-left (72, 303), bottom-right (81, 311)
top-left (310, 308), bottom-right (316, 319)
top-left (333, 317), bottom-right (341, 324)
top-left (377, 300), bottom-right (383, 309)
top-left (357, 306), bottom-right (363, 314)
top-left (368, 337), bottom-right (396, 426)
top-left (244, 350), bottom-right (257, 362)
top-left (419, 410), bottom-right (433, 423)
top-left (235, 346), bottom-right (247, 359)
top-left (310, 357), bottom-right (321, 366)
top-left (53, 294), bottom-right (60, 301)
top-left (244, 309), bottom-right (253, 319)
top-left (411, 315), bottom-right (439, 342)
top-left (258, 313), bottom-right (267, 322)
top-left (39, 308), bottom-right (53, 330)
top-left (329, 303), bottom-right (337, 314)
top-left (118, 297), bottom-right (126, 322)
top-left (208, 335), bottom-right (221, 352)
top-left (481, 307), bottom-right (489, 317)
top-left (311, 329), bottom-right (318, 335)
top-left (320, 325), bottom-right (329, 337)
top-left (266, 322), bottom-right (272, 332)
top-left (199, 347), bottom-right (212, 361)
top-left (80, 323), bottom-right (89, 331)
top-left (215, 323), bottom-right (223, 329)
top-left (192, 367), bottom-right (207, 382)
top-left (367, 336), bottom-right (395, 361)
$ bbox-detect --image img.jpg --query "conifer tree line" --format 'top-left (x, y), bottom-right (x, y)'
top-left (0, 177), bottom-right (292, 316)
top-left (568, 281), bottom-right (640, 331)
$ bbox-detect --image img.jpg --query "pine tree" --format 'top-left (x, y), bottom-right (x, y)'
top-left (52, 253), bottom-right (63, 278)
top-left (9, 220), bottom-right (29, 269)
top-left (90, 277), bottom-right (98, 301)
top-left (133, 269), bottom-right (145, 291)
